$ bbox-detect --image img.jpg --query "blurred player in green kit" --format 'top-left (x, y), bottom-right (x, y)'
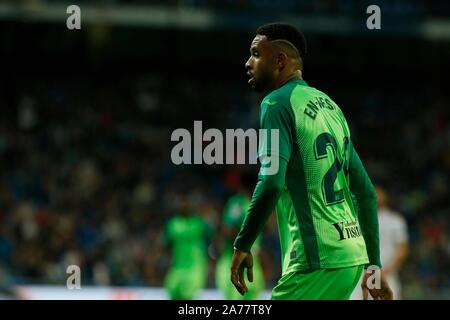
top-left (216, 173), bottom-right (265, 299)
top-left (164, 197), bottom-right (211, 299)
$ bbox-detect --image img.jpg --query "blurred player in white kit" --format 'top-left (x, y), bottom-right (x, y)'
top-left (351, 184), bottom-right (409, 300)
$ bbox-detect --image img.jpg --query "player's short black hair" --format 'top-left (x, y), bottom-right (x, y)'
top-left (256, 22), bottom-right (307, 59)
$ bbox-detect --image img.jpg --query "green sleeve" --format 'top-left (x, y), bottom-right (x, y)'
top-left (233, 157), bottom-right (288, 252)
top-left (234, 100), bottom-right (293, 252)
top-left (348, 141), bottom-right (381, 268)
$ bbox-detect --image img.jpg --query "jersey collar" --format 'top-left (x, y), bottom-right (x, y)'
top-left (291, 78), bottom-right (308, 86)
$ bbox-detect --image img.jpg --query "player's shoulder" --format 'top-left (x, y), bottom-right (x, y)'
top-left (262, 80), bottom-right (301, 107)
top-left (262, 91), bottom-right (289, 109)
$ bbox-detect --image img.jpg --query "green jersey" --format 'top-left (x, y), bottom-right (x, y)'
top-left (223, 194), bottom-right (250, 232)
top-left (164, 215), bottom-right (209, 270)
top-left (222, 194), bottom-right (251, 253)
top-left (235, 78), bottom-right (380, 276)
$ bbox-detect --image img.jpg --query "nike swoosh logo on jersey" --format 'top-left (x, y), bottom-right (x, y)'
top-left (263, 99), bottom-right (277, 106)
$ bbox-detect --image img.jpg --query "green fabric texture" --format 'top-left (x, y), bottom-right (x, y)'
top-left (271, 265), bottom-right (364, 300)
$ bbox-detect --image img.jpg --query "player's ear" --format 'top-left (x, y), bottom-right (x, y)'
top-left (277, 51), bottom-right (288, 69)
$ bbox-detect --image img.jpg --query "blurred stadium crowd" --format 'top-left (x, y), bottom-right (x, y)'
top-left (0, 0), bottom-right (449, 300)
top-left (0, 72), bottom-right (448, 299)
top-left (6, 0), bottom-right (450, 17)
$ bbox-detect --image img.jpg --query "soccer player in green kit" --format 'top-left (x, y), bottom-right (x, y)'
top-left (230, 23), bottom-right (393, 300)
top-left (215, 174), bottom-right (265, 299)
top-left (164, 197), bottom-right (211, 300)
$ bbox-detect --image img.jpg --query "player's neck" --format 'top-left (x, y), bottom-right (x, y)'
top-left (274, 70), bottom-right (302, 89)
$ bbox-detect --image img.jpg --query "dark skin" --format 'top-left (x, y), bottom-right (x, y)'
top-left (231, 35), bottom-right (393, 300)
top-left (361, 269), bottom-right (394, 300)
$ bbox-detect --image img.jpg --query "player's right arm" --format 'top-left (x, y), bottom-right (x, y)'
top-left (233, 98), bottom-right (293, 253)
top-left (231, 98), bottom-right (292, 295)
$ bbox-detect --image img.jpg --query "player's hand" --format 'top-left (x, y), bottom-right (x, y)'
top-left (230, 248), bottom-right (253, 296)
top-left (361, 268), bottom-right (393, 300)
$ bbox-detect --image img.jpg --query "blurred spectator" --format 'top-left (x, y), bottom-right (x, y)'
top-left (351, 184), bottom-right (410, 300)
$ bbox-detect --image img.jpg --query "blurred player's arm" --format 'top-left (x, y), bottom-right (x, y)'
top-left (383, 217), bottom-right (409, 275)
top-left (222, 224), bottom-right (238, 240)
top-left (384, 242), bottom-right (409, 275)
